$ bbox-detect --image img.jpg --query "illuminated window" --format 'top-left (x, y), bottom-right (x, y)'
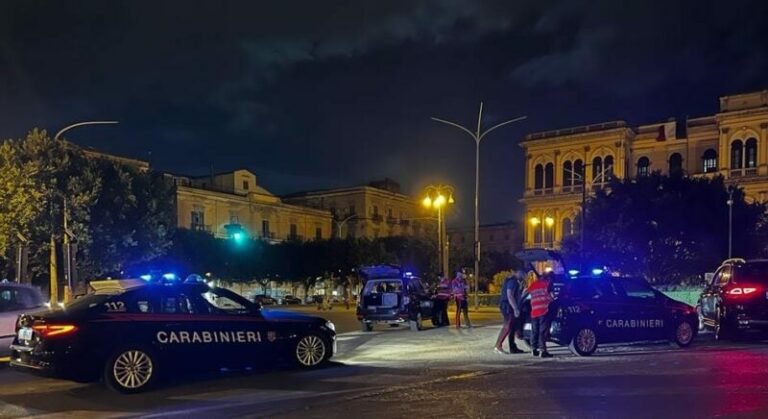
top-left (603, 155), bottom-right (614, 180)
top-left (592, 157), bottom-right (603, 183)
top-left (637, 157), bottom-right (650, 177)
top-left (731, 140), bottom-right (743, 169)
top-left (702, 149), bottom-right (717, 173)
top-left (746, 138), bottom-right (758, 169)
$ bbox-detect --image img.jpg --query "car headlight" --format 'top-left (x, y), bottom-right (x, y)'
top-left (325, 321), bottom-right (336, 332)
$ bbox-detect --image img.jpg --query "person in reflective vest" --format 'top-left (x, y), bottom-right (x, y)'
top-left (529, 273), bottom-right (555, 358)
top-left (451, 272), bottom-right (471, 328)
top-left (434, 275), bottom-right (452, 327)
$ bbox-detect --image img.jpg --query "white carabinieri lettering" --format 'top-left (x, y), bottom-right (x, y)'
top-left (606, 319), bottom-right (665, 328)
top-left (156, 330), bottom-right (262, 344)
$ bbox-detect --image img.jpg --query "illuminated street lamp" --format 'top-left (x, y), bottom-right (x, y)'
top-left (422, 184), bottom-right (455, 276)
top-left (432, 104), bottom-right (526, 309)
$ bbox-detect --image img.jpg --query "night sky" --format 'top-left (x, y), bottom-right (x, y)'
top-left (2, 1), bottom-right (767, 227)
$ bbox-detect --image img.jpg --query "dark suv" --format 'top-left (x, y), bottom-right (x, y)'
top-left (698, 258), bottom-right (768, 340)
top-left (356, 266), bottom-right (437, 332)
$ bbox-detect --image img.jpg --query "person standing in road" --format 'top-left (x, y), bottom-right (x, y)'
top-left (435, 274), bottom-right (452, 327)
top-left (529, 273), bottom-right (555, 358)
top-left (452, 272), bottom-right (472, 328)
top-left (494, 271), bottom-right (526, 354)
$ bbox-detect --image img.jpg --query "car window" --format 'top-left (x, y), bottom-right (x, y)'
top-left (711, 267), bottom-right (723, 287)
top-left (620, 278), bottom-right (656, 299)
top-left (159, 293), bottom-right (198, 314)
top-left (733, 262), bottom-right (768, 283)
top-left (363, 280), bottom-right (403, 294)
top-left (199, 288), bottom-right (252, 315)
top-left (717, 266), bottom-right (731, 286)
top-left (0, 287), bottom-right (42, 312)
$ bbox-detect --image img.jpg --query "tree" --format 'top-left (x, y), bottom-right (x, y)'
top-left (562, 173), bottom-right (768, 284)
top-left (0, 129), bottom-right (175, 286)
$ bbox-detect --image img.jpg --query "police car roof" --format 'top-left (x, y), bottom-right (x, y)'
top-left (89, 279), bottom-right (210, 295)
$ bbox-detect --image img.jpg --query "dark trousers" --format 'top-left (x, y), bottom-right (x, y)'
top-left (531, 315), bottom-right (551, 352)
top-left (455, 299), bottom-right (471, 327)
top-left (495, 311), bottom-right (522, 350)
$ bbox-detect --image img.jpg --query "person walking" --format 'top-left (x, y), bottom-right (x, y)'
top-left (451, 272), bottom-right (472, 328)
top-left (435, 274), bottom-right (452, 327)
top-left (529, 273), bottom-right (555, 358)
top-left (494, 271), bottom-right (526, 354)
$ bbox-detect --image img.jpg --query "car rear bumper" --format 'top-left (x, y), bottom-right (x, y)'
top-left (9, 343), bottom-right (94, 380)
top-left (359, 313), bottom-right (410, 323)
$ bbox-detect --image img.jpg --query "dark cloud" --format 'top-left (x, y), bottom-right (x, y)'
top-left (1, 0), bottom-right (767, 226)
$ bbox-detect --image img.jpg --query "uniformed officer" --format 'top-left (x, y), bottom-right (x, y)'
top-left (452, 272), bottom-right (471, 328)
top-left (529, 272), bottom-right (555, 358)
top-left (435, 274), bottom-right (452, 327)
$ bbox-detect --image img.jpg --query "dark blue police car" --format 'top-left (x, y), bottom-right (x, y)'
top-left (10, 278), bottom-right (336, 393)
top-left (528, 273), bottom-right (698, 356)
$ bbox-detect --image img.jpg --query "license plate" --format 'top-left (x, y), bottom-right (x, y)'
top-left (17, 327), bottom-right (33, 341)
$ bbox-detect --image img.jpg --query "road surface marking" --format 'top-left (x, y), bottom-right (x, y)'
top-left (0, 356), bottom-right (10, 363)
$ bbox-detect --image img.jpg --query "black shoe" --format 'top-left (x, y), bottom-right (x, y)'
top-left (539, 351), bottom-right (553, 358)
top-left (531, 349), bottom-right (540, 357)
top-left (509, 347), bottom-right (525, 354)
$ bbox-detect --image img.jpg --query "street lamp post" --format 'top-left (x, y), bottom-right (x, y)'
top-left (563, 164), bottom-right (613, 260)
top-left (727, 186), bottom-right (735, 258)
top-left (422, 185), bottom-right (455, 276)
top-left (334, 214), bottom-right (357, 238)
top-left (52, 120), bottom-right (119, 304)
top-left (432, 104), bottom-right (526, 310)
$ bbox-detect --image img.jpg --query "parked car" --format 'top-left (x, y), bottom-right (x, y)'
top-left (528, 274), bottom-right (698, 356)
top-left (698, 258), bottom-right (768, 340)
top-left (281, 295), bottom-right (302, 305)
top-left (253, 294), bottom-right (276, 305)
top-left (0, 282), bottom-right (46, 356)
top-left (10, 278), bottom-right (335, 393)
top-left (356, 265), bottom-right (437, 332)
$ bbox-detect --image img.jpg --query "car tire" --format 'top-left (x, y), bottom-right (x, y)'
top-left (103, 347), bottom-right (158, 394)
top-left (409, 313), bottom-right (423, 331)
top-left (361, 321), bottom-right (373, 332)
top-left (673, 319), bottom-right (695, 347)
top-left (568, 327), bottom-right (598, 356)
top-left (294, 333), bottom-right (329, 369)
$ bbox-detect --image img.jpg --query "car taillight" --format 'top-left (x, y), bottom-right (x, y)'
top-left (32, 324), bottom-right (78, 337)
top-left (726, 287), bottom-right (760, 296)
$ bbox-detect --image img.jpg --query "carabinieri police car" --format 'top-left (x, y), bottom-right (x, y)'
top-left (532, 272), bottom-right (698, 356)
top-left (9, 277), bottom-right (336, 393)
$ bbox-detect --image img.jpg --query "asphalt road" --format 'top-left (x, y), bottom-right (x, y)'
top-left (1, 311), bottom-right (767, 418)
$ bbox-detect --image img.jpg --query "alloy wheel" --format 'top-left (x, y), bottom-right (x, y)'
top-left (296, 335), bottom-right (326, 367)
top-left (112, 350), bottom-right (154, 390)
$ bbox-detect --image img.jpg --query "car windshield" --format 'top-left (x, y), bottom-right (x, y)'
top-left (734, 262), bottom-right (768, 283)
top-left (363, 279), bottom-right (402, 294)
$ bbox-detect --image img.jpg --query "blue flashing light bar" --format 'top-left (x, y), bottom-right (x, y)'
top-left (163, 273), bottom-right (177, 280)
top-left (568, 269), bottom-right (580, 276)
top-left (591, 268), bottom-right (604, 276)
top-left (140, 274), bottom-right (152, 281)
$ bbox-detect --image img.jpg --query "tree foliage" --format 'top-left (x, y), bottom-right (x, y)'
top-left (562, 173), bottom-right (768, 284)
top-left (0, 129), bottom-right (174, 284)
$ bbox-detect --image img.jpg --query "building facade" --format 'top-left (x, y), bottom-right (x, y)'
top-left (282, 179), bottom-right (433, 239)
top-left (448, 222), bottom-right (522, 255)
top-left (169, 169), bottom-right (332, 242)
top-left (521, 89), bottom-right (768, 249)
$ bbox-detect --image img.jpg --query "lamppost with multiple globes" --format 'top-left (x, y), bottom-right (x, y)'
top-left (421, 185), bottom-right (455, 276)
